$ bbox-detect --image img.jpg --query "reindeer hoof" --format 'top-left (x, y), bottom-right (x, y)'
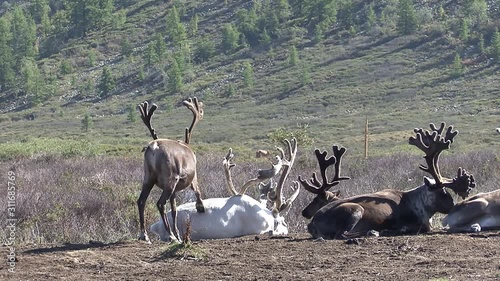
top-left (366, 230), bottom-right (380, 237)
top-left (138, 234), bottom-right (151, 244)
top-left (196, 204), bottom-right (205, 213)
top-left (470, 223), bottom-right (481, 232)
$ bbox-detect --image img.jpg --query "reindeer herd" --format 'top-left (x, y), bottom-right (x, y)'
top-left (137, 97), bottom-right (500, 243)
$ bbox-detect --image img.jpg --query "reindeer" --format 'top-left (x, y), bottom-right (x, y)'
top-left (442, 189), bottom-right (500, 233)
top-left (150, 139), bottom-right (300, 241)
top-left (256, 149), bottom-right (271, 158)
top-left (299, 122), bottom-right (476, 239)
top-left (137, 98), bottom-right (205, 243)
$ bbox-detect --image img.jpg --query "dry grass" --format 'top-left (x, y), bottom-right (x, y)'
top-left (0, 149), bottom-right (497, 244)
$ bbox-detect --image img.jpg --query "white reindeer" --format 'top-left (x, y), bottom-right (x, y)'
top-left (150, 139), bottom-right (300, 242)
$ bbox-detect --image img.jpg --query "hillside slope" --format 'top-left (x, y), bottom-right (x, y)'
top-left (0, 0), bottom-right (498, 158)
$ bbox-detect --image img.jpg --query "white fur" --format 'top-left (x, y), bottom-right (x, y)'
top-left (150, 195), bottom-right (288, 241)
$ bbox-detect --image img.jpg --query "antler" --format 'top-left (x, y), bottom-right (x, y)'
top-left (298, 145), bottom-right (350, 199)
top-left (239, 156), bottom-right (283, 195)
top-left (408, 122), bottom-right (458, 189)
top-left (223, 148), bottom-right (283, 196)
top-left (222, 148), bottom-right (238, 196)
top-left (183, 97), bottom-right (204, 144)
top-left (443, 167), bottom-right (476, 199)
top-left (138, 101), bottom-right (159, 140)
top-left (271, 138), bottom-right (300, 215)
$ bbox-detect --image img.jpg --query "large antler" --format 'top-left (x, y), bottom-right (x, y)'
top-left (408, 122), bottom-right (457, 189)
top-left (298, 145), bottom-right (350, 199)
top-left (138, 101), bottom-right (159, 140)
top-left (443, 167), bottom-right (476, 199)
top-left (271, 138), bottom-right (300, 215)
top-left (239, 156), bottom-right (283, 195)
top-left (222, 148), bottom-right (283, 196)
top-left (183, 97), bottom-right (204, 144)
top-left (409, 122), bottom-right (475, 197)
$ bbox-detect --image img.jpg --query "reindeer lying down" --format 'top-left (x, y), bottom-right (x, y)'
top-left (150, 139), bottom-right (300, 241)
top-left (300, 123), bottom-right (477, 239)
top-left (442, 189), bottom-right (500, 233)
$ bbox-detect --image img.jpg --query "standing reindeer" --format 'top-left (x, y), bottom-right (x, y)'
top-left (150, 139), bottom-right (300, 241)
top-left (299, 122), bottom-right (476, 239)
top-left (137, 98), bottom-right (205, 243)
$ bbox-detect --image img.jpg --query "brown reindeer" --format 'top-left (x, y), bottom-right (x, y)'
top-left (137, 98), bottom-right (205, 243)
top-left (300, 122), bottom-right (476, 239)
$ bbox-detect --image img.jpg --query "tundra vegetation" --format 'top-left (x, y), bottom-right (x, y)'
top-left (0, 148), bottom-right (497, 244)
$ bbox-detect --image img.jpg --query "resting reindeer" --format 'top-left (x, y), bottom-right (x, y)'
top-left (150, 139), bottom-right (300, 241)
top-left (442, 189), bottom-right (500, 233)
top-left (137, 98), bottom-right (205, 243)
top-left (300, 122), bottom-right (476, 239)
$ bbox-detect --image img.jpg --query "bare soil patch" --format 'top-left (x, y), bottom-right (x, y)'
top-left (2, 231), bottom-right (500, 280)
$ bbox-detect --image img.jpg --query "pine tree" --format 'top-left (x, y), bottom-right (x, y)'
top-left (21, 58), bottom-right (44, 102)
top-left (0, 17), bottom-right (14, 90)
top-left (397, 0), bottom-right (417, 35)
top-left (366, 4), bottom-right (376, 29)
top-left (144, 43), bottom-right (158, 66)
top-left (168, 59), bottom-right (183, 93)
top-left (438, 5), bottom-right (446, 21)
top-left (194, 38), bottom-right (215, 63)
top-left (451, 53), bottom-right (464, 78)
top-left (126, 104), bottom-right (137, 123)
top-left (98, 66), bottom-right (116, 97)
top-left (190, 14), bottom-right (199, 36)
top-left (121, 38), bottom-right (133, 58)
top-left (276, 0), bottom-right (291, 23)
top-left (166, 6), bottom-right (187, 47)
top-left (221, 23), bottom-right (239, 54)
top-left (459, 18), bottom-right (469, 42)
top-left (11, 6), bottom-right (38, 67)
top-left (242, 61), bottom-right (254, 89)
top-left (492, 29), bottom-right (500, 61)
top-left (478, 34), bottom-right (485, 54)
top-left (81, 114), bottom-right (93, 132)
top-left (154, 33), bottom-right (167, 61)
top-left (288, 45), bottom-right (298, 67)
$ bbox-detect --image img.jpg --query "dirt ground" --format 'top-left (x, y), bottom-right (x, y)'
top-left (2, 231), bottom-right (500, 281)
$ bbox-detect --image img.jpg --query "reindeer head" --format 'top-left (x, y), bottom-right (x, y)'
top-left (299, 145), bottom-right (350, 219)
top-left (409, 122), bottom-right (476, 213)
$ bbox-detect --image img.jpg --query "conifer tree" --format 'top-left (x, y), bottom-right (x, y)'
top-left (397, 0), bottom-right (417, 35)
top-left (221, 23), bottom-right (239, 54)
top-left (459, 18), bottom-right (469, 42)
top-left (98, 66), bottom-right (116, 97)
top-left (168, 59), bottom-right (183, 93)
top-left (288, 45), bottom-right (298, 66)
top-left (0, 17), bottom-right (14, 90)
top-left (81, 114), bottom-right (93, 132)
top-left (451, 53), bottom-right (464, 78)
top-left (492, 29), bottom-right (500, 61)
top-left (242, 61), bottom-right (254, 89)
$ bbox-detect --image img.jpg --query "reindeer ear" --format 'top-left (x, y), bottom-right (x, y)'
top-left (424, 176), bottom-right (435, 188)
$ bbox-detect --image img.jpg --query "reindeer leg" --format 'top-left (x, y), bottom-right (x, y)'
top-left (191, 176), bottom-right (205, 213)
top-left (137, 179), bottom-right (155, 243)
top-left (157, 187), bottom-right (178, 243)
top-left (337, 203), bottom-right (364, 239)
top-left (169, 193), bottom-right (181, 241)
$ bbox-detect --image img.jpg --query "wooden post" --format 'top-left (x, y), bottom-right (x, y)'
top-left (364, 118), bottom-right (368, 159)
